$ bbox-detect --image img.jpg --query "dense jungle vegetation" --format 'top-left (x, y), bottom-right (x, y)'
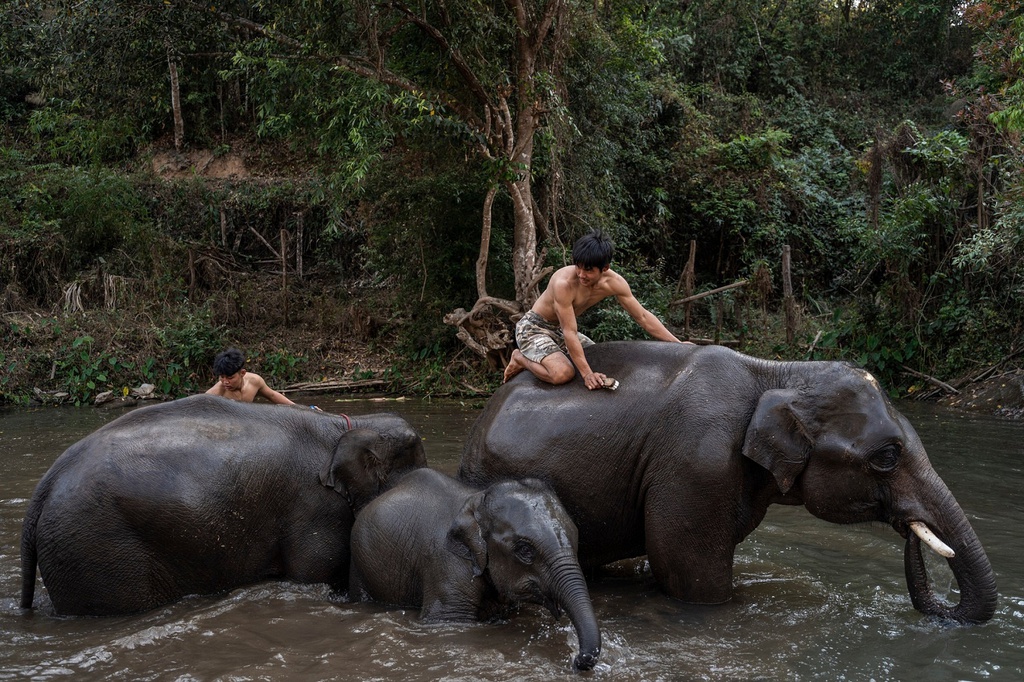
top-left (1, 1), bottom-right (1022, 405)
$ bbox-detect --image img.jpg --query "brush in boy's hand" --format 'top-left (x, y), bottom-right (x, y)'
top-left (602, 376), bottom-right (619, 391)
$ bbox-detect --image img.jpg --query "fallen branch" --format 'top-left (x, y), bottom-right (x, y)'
top-left (688, 338), bottom-right (741, 347)
top-left (280, 379), bottom-right (386, 393)
top-left (805, 330), bottom-right (823, 358)
top-left (458, 380), bottom-right (488, 395)
top-left (900, 365), bottom-right (959, 395)
top-left (669, 280), bottom-right (747, 307)
top-left (249, 226), bottom-right (281, 259)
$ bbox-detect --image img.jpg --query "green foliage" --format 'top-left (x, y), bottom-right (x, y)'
top-left (154, 310), bottom-right (225, 395)
top-left (55, 335), bottom-right (135, 406)
top-left (20, 1), bottom-right (239, 144)
top-left (1, 162), bottom-right (155, 303)
top-left (0, 3), bottom-right (37, 123)
top-left (0, 0), bottom-right (1021, 402)
top-left (0, 351), bottom-right (25, 405)
top-left (962, 0), bottom-right (1024, 133)
top-left (259, 350), bottom-right (307, 385)
top-left (584, 259), bottom-right (676, 342)
top-left (357, 153), bottom-right (493, 354)
top-left (803, 308), bottom-right (919, 394)
top-left (28, 100), bottom-right (138, 165)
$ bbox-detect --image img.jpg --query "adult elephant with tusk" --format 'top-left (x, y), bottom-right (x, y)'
top-left (458, 341), bottom-right (997, 624)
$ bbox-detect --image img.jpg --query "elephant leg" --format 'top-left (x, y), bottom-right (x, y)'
top-left (347, 561), bottom-right (371, 602)
top-left (45, 560), bottom-right (168, 615)
top-left (644, 495), bottom-right (734, 604)
top-left (419, 578), bottom-right (483, 623)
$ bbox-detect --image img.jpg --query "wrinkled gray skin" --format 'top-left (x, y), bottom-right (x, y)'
top-left (459, 341), bottom-right (997, 624)
top-left (21, 394), bottom-right (427, 616)
top-left (349, 469), bottom-right (601, 671)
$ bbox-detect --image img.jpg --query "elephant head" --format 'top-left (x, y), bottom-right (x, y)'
top-left (447, 479), bottom-right (601, 671)
top-left (319, 427), bottom-right (427, 510)
top-left (742, 363), bottom-right (997, 624)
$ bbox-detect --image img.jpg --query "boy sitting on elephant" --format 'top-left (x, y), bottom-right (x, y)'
top-left (503, 229), bottom-right (686, 390)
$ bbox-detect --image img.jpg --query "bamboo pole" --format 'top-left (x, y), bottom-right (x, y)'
top-left (676, 240), bottom-right (696, 337)
top-left (250, 226), bottom-right (280, 259)
top-left (295, 212), bottom-right (304, 281)
top-left (783, 245), bottom-right (795, 345)
top-left (281, 228), bottom-right (289, 326)
top-left (669, 280), bottom-right (748, 306)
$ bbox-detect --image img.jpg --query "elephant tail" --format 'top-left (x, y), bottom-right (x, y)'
top-left (20, 525), bottom-right (38, 609)
top-left (19, 484), bottom-right (47, 610)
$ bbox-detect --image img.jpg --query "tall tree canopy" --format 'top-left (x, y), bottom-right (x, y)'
top-left (2, 0), bottom-right (1022, 394)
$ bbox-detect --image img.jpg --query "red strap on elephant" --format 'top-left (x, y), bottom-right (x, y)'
top-left (340, 413), bottom-right (351, 430)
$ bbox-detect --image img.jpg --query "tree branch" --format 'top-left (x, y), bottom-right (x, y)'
top-left (389, 1), bottom-right (493, 112)
top-left (199, 2), bottom-right (488, 134)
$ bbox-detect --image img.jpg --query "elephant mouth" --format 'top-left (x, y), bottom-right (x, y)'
top-left (542, 594), bottom-right (563, 620)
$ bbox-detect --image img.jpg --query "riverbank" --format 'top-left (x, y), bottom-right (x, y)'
top-left (938, 369), bottom-right (1024, 420)
top-left (7, 295), bottom-right (1021, 420)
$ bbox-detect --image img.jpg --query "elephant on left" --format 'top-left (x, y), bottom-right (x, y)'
top-left (20, 394), bottom-right (427, 616)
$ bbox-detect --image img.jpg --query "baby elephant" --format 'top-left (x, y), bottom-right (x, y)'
top-left (349, 468), bottom-right (601, 671)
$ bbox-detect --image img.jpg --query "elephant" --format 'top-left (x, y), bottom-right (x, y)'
top-left (348, 468), bottom-right (601, 671)
top-left (20, 394), bottom-right (427, 616)
top-left (458, 341), bottom-right (997, 624)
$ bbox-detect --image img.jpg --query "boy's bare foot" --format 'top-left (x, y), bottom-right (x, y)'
top-left (503, 350), bottom-right (526, 383)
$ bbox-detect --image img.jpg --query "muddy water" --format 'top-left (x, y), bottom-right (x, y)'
top-left (1, 397), bottom-right (1022, 681)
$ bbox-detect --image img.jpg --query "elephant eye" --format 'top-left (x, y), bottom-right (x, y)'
top-left (513, 539), bottom-right (536, 565)
top-left (869, 444), bottom-right (901, 473)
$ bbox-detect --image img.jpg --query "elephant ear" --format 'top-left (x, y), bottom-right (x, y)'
top-left (319, 428), bottom-right (386, 508)
top-left (741, 388), bottom-right (814, 494)
top-left (446, 491), bottom-right (488, 578)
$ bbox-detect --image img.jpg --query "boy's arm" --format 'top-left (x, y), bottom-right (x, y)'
top-left (614, 280), bottom-right (682, 343)
top-left (252, 375), bottom-right (296, 405)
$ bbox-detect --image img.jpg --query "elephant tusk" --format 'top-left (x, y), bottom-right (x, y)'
top-left (910, 521), bottom-right (955, 559)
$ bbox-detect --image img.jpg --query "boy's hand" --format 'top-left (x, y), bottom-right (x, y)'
top-left (583, 371), bottom-right (607, 390)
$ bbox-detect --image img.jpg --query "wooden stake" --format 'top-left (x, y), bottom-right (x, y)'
top-left (167, 46), bottom-right (184, 151)
top-left (220, 205), bottom-right (227, 248)
top-left (295, 212), bottom-right (304, 281)
top-left (281, 228), bottom-right (289, 325)
top-left (680, 240), bottom-right (696, 336)
top-left (783, 245), bottom-right (795, 345)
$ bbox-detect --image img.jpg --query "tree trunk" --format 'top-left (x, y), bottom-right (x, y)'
top-left (167, 45), bottom-right (184, 151)
top-left (445, 1), bottom-right (565, 360)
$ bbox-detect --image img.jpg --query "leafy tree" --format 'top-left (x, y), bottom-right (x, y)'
top-left (18, 1), bottom-right (233, 145)
top-left (101, 0), bottom-right (573, 364)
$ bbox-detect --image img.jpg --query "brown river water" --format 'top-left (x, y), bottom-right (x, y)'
top-left (0, 396), bottom-right (1022, 681)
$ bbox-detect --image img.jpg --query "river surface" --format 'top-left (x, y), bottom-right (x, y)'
top-left (0, 396), bottom-right (1021, 681)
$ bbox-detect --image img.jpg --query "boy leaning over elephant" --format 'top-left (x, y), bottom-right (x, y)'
top-left (503, 229), bottom-right (688, 390)
top-left (206, 347), bottom-right (297, 405)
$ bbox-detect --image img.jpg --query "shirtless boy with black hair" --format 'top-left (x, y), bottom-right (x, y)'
top-left (205, 347), bottom-right (296, 405)
top-left (503, 229), bottom-right (685, 390)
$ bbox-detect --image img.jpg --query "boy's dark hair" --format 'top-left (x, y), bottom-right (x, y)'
top-left (212, 348), bottom-right (246, 377)
top-left (572, 229), bottom-right (614, 269)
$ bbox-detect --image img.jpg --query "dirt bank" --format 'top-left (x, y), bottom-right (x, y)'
top-left (939, 370), bottom-right (1024, 420)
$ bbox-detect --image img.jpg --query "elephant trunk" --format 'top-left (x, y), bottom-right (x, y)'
top-left (902, 498), bottom-right (997, 624)
top-left (549, 557), bottom-right (601, 672)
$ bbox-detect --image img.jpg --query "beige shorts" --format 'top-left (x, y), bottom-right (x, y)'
top-left (515, 311), bottom-right (594, 364)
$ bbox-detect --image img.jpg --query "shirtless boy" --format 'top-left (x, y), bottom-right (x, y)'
top-left (205, 347), bottom-right (296, 405)
top-left (503, 229), bottom-right (685, 390)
